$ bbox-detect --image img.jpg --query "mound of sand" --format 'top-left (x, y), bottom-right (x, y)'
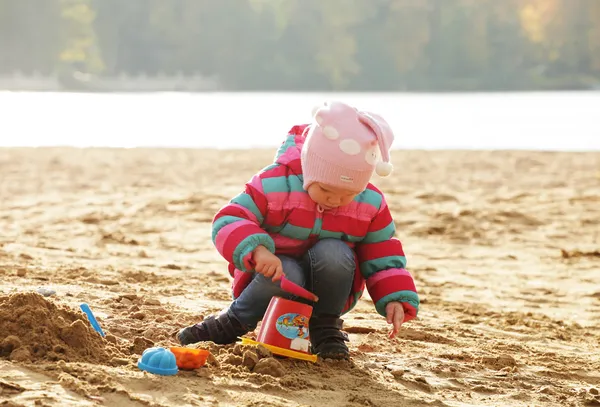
top-left (0, 292), bottom-right (120, 364)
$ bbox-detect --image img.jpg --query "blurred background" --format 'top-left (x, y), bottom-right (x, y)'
top-left (0, 0), bottom-right (599, 149)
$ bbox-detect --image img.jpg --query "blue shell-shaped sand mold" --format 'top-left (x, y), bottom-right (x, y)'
top-left (137, 347), bottom-right (178, 376)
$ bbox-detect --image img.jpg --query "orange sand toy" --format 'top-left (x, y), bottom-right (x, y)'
top-left (169, 347), bottom-right (210, 370)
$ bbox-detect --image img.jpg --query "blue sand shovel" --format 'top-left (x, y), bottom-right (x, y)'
top-left (80, 303), bottom-right (106, 337)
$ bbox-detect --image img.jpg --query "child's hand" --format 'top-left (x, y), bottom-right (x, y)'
top-left (385, 302), bottom-right (405, 339)
top-left (253, 246), bottom-right (284, 281)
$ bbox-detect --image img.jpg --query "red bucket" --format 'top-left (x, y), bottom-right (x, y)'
top-left (256, 296), bottom-right (313, 354)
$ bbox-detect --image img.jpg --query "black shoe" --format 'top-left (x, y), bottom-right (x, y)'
top-left (309, 316), bottom-right (349, 360)
top-left (177, 311), bottom-right (248, 345)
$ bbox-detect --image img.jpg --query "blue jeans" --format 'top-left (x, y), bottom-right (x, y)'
top-left (228, 239), bottom-right (356, 330)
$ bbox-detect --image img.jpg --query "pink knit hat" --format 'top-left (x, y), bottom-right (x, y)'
top-left (301, 101), bottom-right (395, 192)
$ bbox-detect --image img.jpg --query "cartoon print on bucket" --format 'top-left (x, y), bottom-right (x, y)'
top-left (276, 313), bottom-right (309, 339)
top-left (276, 313), bottom-right (311, 352)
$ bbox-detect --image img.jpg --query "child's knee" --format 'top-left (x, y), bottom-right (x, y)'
top-left (309, 239), bottom-right (355, 276)
top-left (278, 255), bottom-right (307, 287)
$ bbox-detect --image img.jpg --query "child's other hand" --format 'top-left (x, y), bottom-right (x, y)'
top-left (385, 302), bottom-right (405, 339)
top-left (253, 246), bottom-right (284, 281)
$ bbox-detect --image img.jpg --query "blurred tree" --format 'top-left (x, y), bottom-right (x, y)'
top-left (245, 0), bottom-right (358, 89)
top-left (518, 0), bottom-right (599, 86)
top-left (589, 0), bottom-right (600, 73)
top-left (59, 0), bottom-right (104, 74)
top-left (244, 0), bottom-right (325, 90)
top-left (379, 0), bottom-right (431, 89)
top-left (0, 0), bottom-right (61, 74)
top-left (176, 0), bottom-right (289, 89)
top-left (311, 0), bottom-right (374, 89)
top-left (484, 0), bottom-right (528, 88)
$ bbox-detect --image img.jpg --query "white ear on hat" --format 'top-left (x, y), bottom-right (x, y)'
top-left (311, 104), bottom-right (321, 118)
top-left (311, 101), bottom-right (333, 125)
top-left (357, 112), bottom-right (394, 177)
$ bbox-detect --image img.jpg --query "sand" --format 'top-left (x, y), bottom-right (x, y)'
top-left (0, 147), bottom-right (599, 407)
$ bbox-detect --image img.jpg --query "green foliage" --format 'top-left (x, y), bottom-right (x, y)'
top-left (0, 0), bottom-right (598, 90)
top-left (59, 0), bottom-right (104, 73)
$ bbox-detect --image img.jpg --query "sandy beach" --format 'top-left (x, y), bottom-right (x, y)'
top-left (1, 147), bottom-right (599, 407)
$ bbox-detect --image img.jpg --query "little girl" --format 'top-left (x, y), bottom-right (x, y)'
top-left (178, 101), bottom-right (420, 359)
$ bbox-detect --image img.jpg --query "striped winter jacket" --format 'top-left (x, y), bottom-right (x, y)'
top-left (212, 124), bottom-right (420, 321)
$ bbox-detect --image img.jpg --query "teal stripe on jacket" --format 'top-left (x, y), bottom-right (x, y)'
top-left (260, 163), bottom-right (279, 174)
top-left (212, 215), bottom-right (247, 244)
top-left (374, 290), bottom-right (420, 317)
top-left (261, 175), bottom-right (304, 194)
top-left (279, 223), bottom-right (312, 240)
top-left (230, 193), bottom-right (264, 224)
top-left (274, 135), bottom-right (298, 161)
top-left (362, 220), bottom-right (396, 244)
top-left (233, 233), bottom-right (276, 271)
top-left (354, 188), bottom-right (383, 211)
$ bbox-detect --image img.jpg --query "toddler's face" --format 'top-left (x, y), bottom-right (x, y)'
top-left (307, 183), bottom-right (358, 210)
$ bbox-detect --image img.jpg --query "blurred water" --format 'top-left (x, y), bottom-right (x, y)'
top-left (0, 91), bottom-right (598, 151)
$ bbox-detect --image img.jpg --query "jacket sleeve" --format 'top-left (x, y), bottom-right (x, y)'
top-left (212, 170), bottom-right (275, 272)
top-left (355, 195), bottom-right (419, 322)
